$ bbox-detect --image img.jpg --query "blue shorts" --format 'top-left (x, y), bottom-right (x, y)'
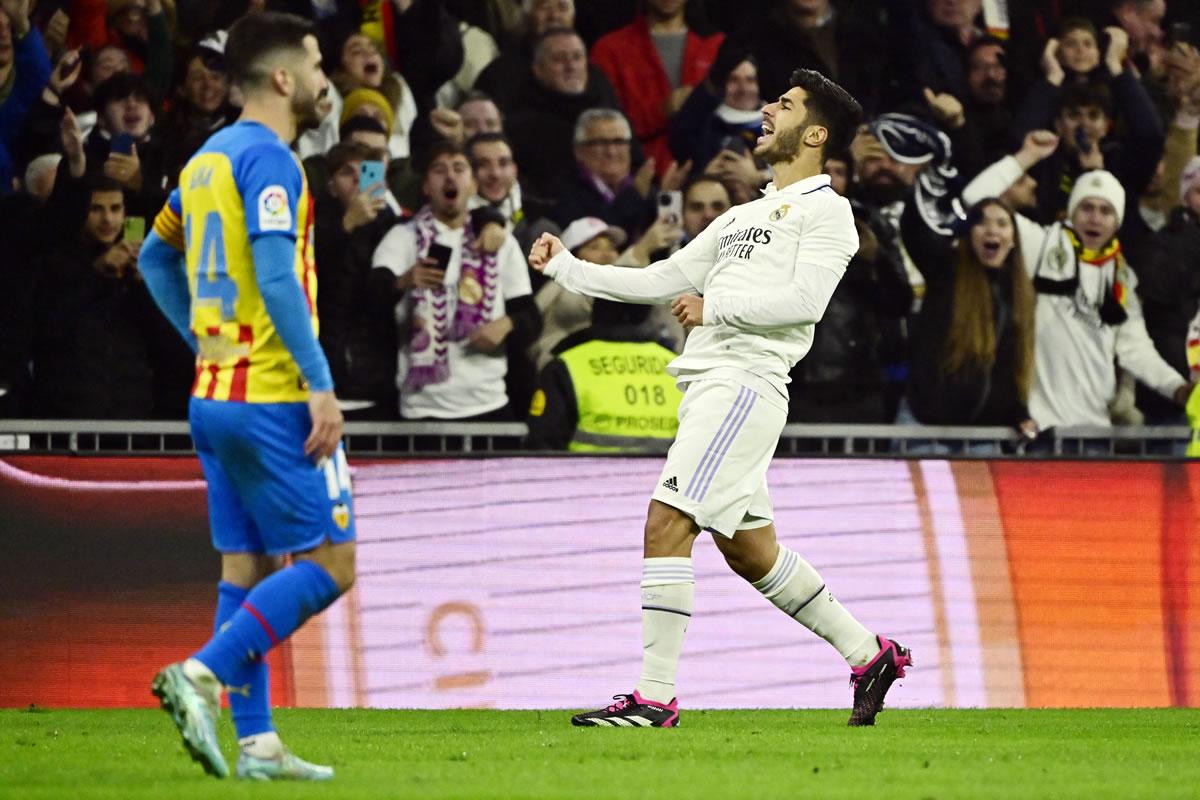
top-left (190, 398), bottom-right (356, 556)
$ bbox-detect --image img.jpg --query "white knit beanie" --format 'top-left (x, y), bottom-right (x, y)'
top-left (1067, 170), bottom-right (1125, 225)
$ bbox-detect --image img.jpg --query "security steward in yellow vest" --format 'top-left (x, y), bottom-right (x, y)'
top-left (526, 300), bottom-right (682, 452)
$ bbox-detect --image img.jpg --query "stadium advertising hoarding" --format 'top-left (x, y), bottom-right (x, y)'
top-left (1, 456), bottom-right (1197, 710)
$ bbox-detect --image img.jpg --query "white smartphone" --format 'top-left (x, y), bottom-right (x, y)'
top-left (657, 190), bottom-right (683, 227)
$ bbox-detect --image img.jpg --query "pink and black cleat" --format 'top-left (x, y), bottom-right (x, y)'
top-left (848, 636), bottom-right (913, 726)
top-left (571, 691), bottom-right (680, 727)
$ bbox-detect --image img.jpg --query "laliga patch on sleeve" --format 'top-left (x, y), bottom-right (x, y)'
top-left (257, 185), bottom-right (293, 232)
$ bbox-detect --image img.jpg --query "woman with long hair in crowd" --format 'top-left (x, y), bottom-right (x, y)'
top-left (902, 197), bottom-right (1038, 446)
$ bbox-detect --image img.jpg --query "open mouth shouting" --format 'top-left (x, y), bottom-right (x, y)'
top-left (757, 121), bottom-right (774, 149)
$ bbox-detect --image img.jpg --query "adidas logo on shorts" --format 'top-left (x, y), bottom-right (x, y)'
top-left (662, 476), bottom-right (678, 492)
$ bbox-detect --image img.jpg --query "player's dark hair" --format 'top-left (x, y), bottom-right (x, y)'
top-left (788, 68), bottom-right (862, 158)
top-left (224, 11), bottom-right (315, 91)
top-left (339, 114), bottom-right (388, 141)
top-left (418, 139), bottom-right (469, 177)
top-left (1059, 82), bottom-right (1114, 117)
top-left (465, 132), bottom-right (514, 165)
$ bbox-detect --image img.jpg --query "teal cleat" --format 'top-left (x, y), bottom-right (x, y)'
top-left (151, 663), bottom-right (229, 778)
top-left (237, 749), bottom-right (335, 781)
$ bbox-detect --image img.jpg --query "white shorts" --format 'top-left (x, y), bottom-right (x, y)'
top-left (651, 379), bottom-right (787, 537)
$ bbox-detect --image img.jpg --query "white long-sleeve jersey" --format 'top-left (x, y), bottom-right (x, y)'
top-left (544, 174), bottom-right (858, 406)
top-left (964, 157), bottom-right (1186, 427)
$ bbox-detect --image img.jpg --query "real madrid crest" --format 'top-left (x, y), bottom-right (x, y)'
top-left (769, 204), bottom-right (790, 222)
top-left (1052, 245), bottom-right (1067, 270)
top-left (459, 274), bottom-right (484, 305)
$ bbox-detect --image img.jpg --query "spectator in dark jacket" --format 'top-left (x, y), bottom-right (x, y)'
top-left (503, 28), bottom-right (624, 197)
top-left (30, 175), bottom-right (177, 418)
top-left (1013, 59), bottom-right (1165, 229)
top-left (473, 0), bottom-right (575, 110)
top-left (314, 141), bottom-right (402, 418)
top-left (901, 195), bottom-right (1038, 435)
top-left (590, 0), bottom-right (723, 174)
top-left (788, 153), bottom-right (913, 424)
top-left (0, 109), bottom-right (90, 417)
top-left (668, 54), bottom-right (763, 174)
top-left (1133, 156), bottom-right (1200, 424)
top-left (549, 108), bottom-right (654, 237)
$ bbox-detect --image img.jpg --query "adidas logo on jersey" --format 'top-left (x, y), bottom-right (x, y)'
top-left (662, 476), bottom-right (678, 492)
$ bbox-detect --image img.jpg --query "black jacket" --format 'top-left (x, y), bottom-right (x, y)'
top-left (30, 239), bottom-right (174, 418)
top-left (788, 201), bottom-right (912, 420)
top-left (901, 199), bottom-right (1031, 426)
top-left (1011, 71), bottom-right (1165, 227)
top-left (1133, 207), bottom-right (1200, 421)
top-left (314, 190), bottom-right (402, 410)
top-left (503, 70), bottom-right (625, 199)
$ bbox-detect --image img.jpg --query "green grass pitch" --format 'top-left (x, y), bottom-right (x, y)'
top-left (1, 707), bottom-right (1198, 799)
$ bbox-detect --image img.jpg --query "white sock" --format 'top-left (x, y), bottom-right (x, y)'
top-left (752, 547), bottom-right (878, 667)
top-left (634, 557), bottom-right (694, 704)
top-left (239, 730), bottom-right (283, 758)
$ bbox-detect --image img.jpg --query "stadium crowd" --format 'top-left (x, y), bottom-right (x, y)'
top-left (1, 0), bottom-right (1200, 451)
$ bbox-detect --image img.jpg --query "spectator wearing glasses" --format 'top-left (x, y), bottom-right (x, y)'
top-left (503, 28), bottom-right (623, 198)
top-left (549, 108), bottom-right (655, 239)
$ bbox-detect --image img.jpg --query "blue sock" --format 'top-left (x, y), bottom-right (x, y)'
top-left (213, 581), bottom-right (273, 738)
top-left (195, 561), bottom-right (339, 687)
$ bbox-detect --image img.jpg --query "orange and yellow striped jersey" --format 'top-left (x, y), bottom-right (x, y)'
top-left (152, 121), bottom-right (317, 403)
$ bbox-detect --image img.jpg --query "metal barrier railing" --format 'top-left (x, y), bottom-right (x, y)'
top-left (0, 420), bottom-right (1191, 458)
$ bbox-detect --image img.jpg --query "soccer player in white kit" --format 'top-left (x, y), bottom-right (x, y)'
top-left (528, 69), bottom-right (912, 728)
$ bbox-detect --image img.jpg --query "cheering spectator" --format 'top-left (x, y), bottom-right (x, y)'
top-left (950, 36), bottom-right (1015, 179)
top-left (153, 41), bottom-right (235, 195)
top-left (0, 109), bottom-right (88, 416)
top-left (503, 28), bottom-right (622, 196)
top-left (1014, 29), bottom-right (1165, 227)
top-left (963, 131), bottom-right (1190, 429)
top-left (65, 0), bottom-right (173, 101)
top-left (548, 108), bottom-right (658, 235)
top-left (901, 194), bottom-right (1037, 435)
top-left (84, 71), bottom-right (163, 216)
top-left (788, 153), bottom-right (913, 424)
top-left (457, 90), bottom-right (503, 138)
top-left (473, 0), bottom-right (575, 109)
top-left (668, 54), bottom-right (763, 173)
top-left (371, 141), bottom-right (541, 420)
top-left (330, 31), bottom-right (418, 161)
top-left (315, 141), bottom-right (403, 418)
top-left (591, 0), bottom-right (723, 173)
top-left (465, 130), bottom-right (557, 258)
top-left (0, 0), bottom-right (50, 195)
top-left (28, 174), bottom-right (177, 418)
top-left (1046, 17), bottom-right (1104, 85)
top-left (1133, 157), bottom-right (1200, 426)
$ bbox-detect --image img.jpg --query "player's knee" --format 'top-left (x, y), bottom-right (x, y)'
top-left (717, 539), bottom-right (773, 583)
top-left (643, 502), bottom-right (697, 557)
